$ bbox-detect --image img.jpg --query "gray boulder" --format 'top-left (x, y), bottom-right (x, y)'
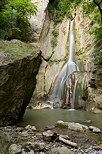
top-left (0, 50), bottom-right (42, 126)
top-left (8, 144), bottom-right (22, 154)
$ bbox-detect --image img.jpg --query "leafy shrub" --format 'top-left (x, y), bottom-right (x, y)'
top-left (52, 28), bottom-right (59, 37)
top-left (0, 0), bottom-right (37, 41)
top-left (48, 0), bottom-right (71, 24)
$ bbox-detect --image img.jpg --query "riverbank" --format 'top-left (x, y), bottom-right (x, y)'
top-left (0, 121), bottom-right (102, 154)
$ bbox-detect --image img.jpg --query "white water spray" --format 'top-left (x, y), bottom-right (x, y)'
top-left (49, 20), bottom-right (80, 108)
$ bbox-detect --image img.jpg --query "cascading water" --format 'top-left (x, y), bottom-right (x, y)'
top-left (49, 20), bottom-right (80, 109)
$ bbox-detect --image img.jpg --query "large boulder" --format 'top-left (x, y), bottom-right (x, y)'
top-left (0, 50), bottom-right (42, 126)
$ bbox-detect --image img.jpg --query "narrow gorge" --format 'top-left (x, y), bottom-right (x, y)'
top-left (29, 0), bottom-right (102, 114)
top-left (0, 0), bottom-right (102, 127)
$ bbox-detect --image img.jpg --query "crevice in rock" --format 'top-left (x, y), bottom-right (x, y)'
top-left (44, 63), bottom-right (48, 95)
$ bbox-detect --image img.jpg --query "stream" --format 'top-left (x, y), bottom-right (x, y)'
top-left (17, 109), bottom-right (102, 129)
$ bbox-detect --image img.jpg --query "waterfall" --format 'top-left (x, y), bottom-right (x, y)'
top-left (48, 20), bottom-right (80, 108)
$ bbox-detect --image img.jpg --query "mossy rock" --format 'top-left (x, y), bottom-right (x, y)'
top-left (55, 120), bottom-right (68, 128)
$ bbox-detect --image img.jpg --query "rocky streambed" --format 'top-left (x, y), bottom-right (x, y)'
top-left (0, 121), bottom-right (102, 154)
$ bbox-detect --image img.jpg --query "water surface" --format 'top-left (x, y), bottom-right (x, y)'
top-left (17, 109), bottom-right (102, 129)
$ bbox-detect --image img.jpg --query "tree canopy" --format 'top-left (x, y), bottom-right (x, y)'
top-left (0, 0), bottom-right (37, 41)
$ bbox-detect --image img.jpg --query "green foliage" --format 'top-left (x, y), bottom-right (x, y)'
top-left (48, 0), bottom-right (82, 24)
top-left (48, 0), bottom-right (81, 24)
top-left (82, 0), bottom-right (102, 75)
top-left (51, 27), bottom-right (59, 48)
top-left (52, 28), bottom-right (59, 37)
top-left (51, 36), bottom-right (57, 48)
top-left (48, 57), bottom-right (67, 65)
top-left (0, 0), bottom-right (37, 41)
top-left (48, 0), bottom-right (72, 24)
top-left (96, 68), bottom-right (102, 75)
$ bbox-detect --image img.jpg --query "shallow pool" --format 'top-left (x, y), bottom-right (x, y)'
top-left (17, 109), bottom-right (102, 129)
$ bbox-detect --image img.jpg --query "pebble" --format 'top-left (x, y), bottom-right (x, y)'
top-left (0, 123), bottom-right (102, 154)
top-left (21, 131), bottom-right (28, 136)
top-left (31, 126), bottom-right (36, 131)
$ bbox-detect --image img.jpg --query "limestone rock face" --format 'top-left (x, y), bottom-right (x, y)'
top-left (0, 51), bottom-right (42, 126)
top-left (32, 16), bottom-right (69, 99)
top-left (75, 7), bottom-right (102, 113)
top-left (29, 1), bottom-right (70, 100)
top-left (28, 0), bottom-right (69, 100)
top-left (29, 0), bottom-right (49, 42)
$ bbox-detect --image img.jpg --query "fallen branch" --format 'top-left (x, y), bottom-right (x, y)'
top-left (59, 136), bottom-right (78, 148)
top-left (42, 130), bottom-right (78, 148)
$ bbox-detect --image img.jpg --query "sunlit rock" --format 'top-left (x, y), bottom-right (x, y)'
top-left (8, 144), bottom-right (22, 154)
top-left (68, 122), bottom-right (88, 132)
top-left (29, 0), bottom-right (49, 42)
top-left (89, 126), bottom-right (101, 133)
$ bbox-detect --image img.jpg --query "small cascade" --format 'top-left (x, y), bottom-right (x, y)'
top-left (49, 20), bottom-right (80, 109)
top-left (72, 78), bottom-right (79, 109)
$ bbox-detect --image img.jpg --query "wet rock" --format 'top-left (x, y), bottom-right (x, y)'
top-left (68, 122), bottom-right (88, 132)
top-left (55, 121), bottom-right (88, 131)
top-left (31, 126), bottom-right (36, 131)
top-left (55, 120), bottom-right (68, 128)
top-left (89, 126), bottom-right (101, 133)
top-left (25, 125), bottom-right (36, 131)
top-left (51, 147), bottom-right (74, 154)
top-left (29, 100), bottom-right (53, 109)
top-left (8, 144), bottom-right (22, 154)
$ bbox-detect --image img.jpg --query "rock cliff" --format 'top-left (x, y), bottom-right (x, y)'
top-left (75, 6), bottom-right (102, 113)
top-left (29, 2), bottom-right (69, 100)
top-left (33, 16), bottom-right (69, 99)
top-left (29, 1), bottom-right (102, 113)
top-left (0, 49), bottom-right (42, 126)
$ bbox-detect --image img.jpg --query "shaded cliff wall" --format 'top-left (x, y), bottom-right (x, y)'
top-left (75, 6), bottom-right (102, 113)
top-left (0, 51), bottom-right (42, 126)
